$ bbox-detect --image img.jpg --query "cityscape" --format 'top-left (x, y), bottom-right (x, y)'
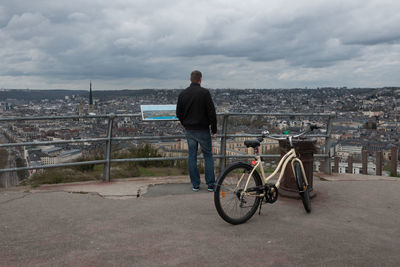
top-left (0, 86), bottom-right (399, 187)
top-left (2, 1), bottom-right (400, 264)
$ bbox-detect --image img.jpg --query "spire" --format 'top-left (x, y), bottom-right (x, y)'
top-left (89, 80), bottom-right (93, 105)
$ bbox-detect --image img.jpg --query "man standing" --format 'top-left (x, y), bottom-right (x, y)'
top-left (176, 70), bottom-right (217, 192)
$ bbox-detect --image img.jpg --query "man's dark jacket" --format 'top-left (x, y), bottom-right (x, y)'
top-left (176, 82), bottom-right (217, 134)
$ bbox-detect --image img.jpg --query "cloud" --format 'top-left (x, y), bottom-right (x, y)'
top-left (0, 0), bottom-right (400, 89)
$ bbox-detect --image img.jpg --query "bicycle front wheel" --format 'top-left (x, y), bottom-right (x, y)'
top-left (294, 161), bottom-right (311, 213)
top-left (214, 162), bottom-right (262, 225)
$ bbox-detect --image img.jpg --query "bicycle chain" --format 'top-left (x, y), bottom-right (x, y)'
top-left (264, 183), bottom-right (278, 204)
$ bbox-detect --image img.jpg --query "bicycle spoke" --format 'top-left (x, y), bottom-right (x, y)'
top-left (215, 163), bottom-right (262, 224)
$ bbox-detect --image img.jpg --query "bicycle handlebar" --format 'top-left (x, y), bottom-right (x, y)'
top-left (262, 124), bottom-right (320, 141)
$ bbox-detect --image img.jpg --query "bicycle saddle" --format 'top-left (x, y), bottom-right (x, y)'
top-left (244, 140), bottom-right (260, 148)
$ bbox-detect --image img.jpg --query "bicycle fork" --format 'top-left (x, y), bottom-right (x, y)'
top-left (291, 159), bottom-right (309, 193)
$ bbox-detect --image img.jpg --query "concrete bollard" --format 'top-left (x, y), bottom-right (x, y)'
top-left (362, 150), bottom-right (368, 175)
top-left (347, 155), bottom-right (353, 174)
top-left (376, 151), bottom-right (382, 176)
top-left (390, 146), bottom-right (398, 177)
top-left (334, 156), bottom-right (339, 173)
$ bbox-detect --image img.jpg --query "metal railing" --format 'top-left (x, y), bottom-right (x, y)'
top-left (0, 112), bottom-right (335, 182)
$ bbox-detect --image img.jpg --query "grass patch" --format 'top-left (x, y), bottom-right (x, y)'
top-left (138, 167), bottom-right (153, 176)
top-left (24, 167), bottom-right (101, 187)
top-left (23, 165), bottom-right (187, 187)
top-left (21, 144), bottom-right (190, 187)
top-left (383, 163), bottom-right (400, 177)
top-left (110, 164), bottom-right (140, 179)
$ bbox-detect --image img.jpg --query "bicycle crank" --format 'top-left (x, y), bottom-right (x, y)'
top-left (258, 184), bottom-right (278, 215)
top-left (264, 183), bottom-right (278, 204)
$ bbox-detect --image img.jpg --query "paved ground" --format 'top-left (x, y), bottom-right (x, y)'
top-left (1, 174), bottom-right (399, 266)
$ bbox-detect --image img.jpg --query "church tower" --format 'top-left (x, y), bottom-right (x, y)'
top-left (89, 80), bottom-right (93, 106)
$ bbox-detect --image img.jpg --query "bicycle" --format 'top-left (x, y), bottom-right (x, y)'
top-left (214, 125), bottom-right (319, 225)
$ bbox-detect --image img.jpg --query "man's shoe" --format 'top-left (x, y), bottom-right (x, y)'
top-left (192, 186), bottom-right (200, 192)
top-left (207, 185), bottom-right (214, 192)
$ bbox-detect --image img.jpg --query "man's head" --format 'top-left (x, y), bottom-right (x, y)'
top-left (190, 70), bottom-right (202, 84)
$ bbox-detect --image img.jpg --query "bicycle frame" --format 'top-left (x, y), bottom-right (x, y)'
top-left (215, 127), bottom-right (317, 224)
top-left (241, 148), bottom-right (309, 196)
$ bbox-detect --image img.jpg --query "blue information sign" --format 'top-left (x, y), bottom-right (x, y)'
top-left (140, 105), bottom-right (178, 121)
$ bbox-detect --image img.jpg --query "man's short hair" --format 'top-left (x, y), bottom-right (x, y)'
top-left (190, 70), bottom-right (202, 83)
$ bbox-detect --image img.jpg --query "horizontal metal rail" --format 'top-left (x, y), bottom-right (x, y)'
top-left (0, 134), bottom-right (328, 149)
top-left (0, 112), bottom-right (334, 179)
top-left (0, 114), bottom-right (110, 122)
top-left (0, 154), bottom-right (329, 173)
top-left (0, 160), bottom-right (106, 173)
top-left (0, 138), bottom-right (109, 148)
top-left (0, 113), bottom-right (145, 122)
top-left (0, 112), bottom-right (334, 122)
top-left (223, 112), bottom-right (334, 117)
top-left (110, 153), bottom-right (329, 163)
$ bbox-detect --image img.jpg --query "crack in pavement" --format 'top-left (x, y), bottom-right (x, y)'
top-left (0, 193), bottom-right (31, 205)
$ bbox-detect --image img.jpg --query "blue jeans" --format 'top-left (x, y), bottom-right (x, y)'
top-left (185, 130), bottom-right (215, 187)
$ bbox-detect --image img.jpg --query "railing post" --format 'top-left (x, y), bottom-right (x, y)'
top-left (219, 114), bottom-right (229, 174)
top-left (103, 113), bottom-right (115, 182)
top-left (347, 155), bottom-right (353, 174)
top-left (362, 150), bottom-right (368, 175)
top-left (323, 113), bottom-right (335, 174)
top-left (390, 145), bottom-right (398, 177)
top-left (376, 151), bottom-right (382, 176)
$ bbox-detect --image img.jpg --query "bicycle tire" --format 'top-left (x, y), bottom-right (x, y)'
top-left (214, 162), bottom-right (262, 225)
top-left (294, 161), bottom-right (311, 213)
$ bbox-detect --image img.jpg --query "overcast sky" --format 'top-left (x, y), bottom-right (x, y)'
top-left (1, 0), bottom-right (399, 90)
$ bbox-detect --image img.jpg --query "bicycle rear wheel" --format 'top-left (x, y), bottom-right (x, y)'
top-left (214, 162), bottom-right (262, 225)
top-left (294, 161), bottom-right (311, 213)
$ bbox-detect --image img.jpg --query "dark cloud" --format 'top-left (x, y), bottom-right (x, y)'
top-left (0, 0), bottom-right (399, 89)
top-left (344, 35), bottom-right (400, 46)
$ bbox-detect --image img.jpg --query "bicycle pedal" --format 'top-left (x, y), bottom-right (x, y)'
top-left (264, 184), bottom-right (278, 204)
